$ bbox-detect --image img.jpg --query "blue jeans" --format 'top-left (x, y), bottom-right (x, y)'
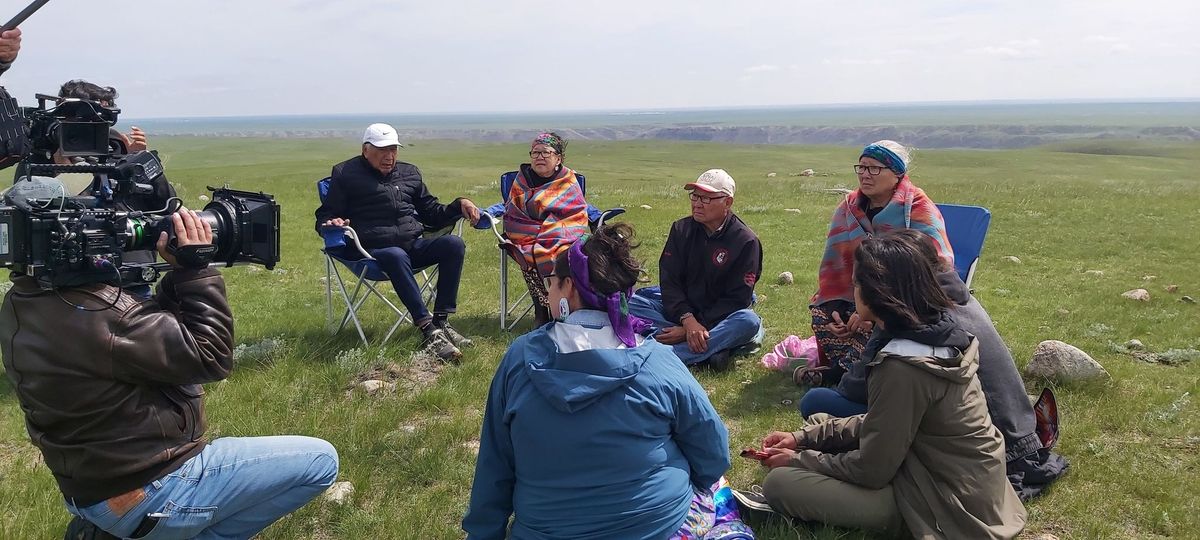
top-left (799, 387), bottom-right (868, 418)
top-left (628, 289), bottom-right (762, 365)
top-left (369, 234), bottom-right (466, 322)
top-left (66, 436), bottom-right (338, 540)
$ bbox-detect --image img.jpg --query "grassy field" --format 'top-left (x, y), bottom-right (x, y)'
top-left (1, 137), bottom-right (1198, 539)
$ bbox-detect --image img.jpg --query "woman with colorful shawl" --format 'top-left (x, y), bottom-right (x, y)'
top-left (503, 132), bottom-right (591, 327)
top-left (464, 224), bottom-right (754, 540)
top-left (798, 140), bottom-right (952, 389)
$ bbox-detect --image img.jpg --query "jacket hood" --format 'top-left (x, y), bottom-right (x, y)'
top-left (937, 270), bottom-right (971, 305)
top-left (866, 311), bottom-right (977, 383)
top-left (523, 325), bottom-right (653, 414)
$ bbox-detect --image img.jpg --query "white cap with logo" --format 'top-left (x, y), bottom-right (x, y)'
top-left (362, 123), bottom-right (403, 148)
top-left (684, 168), bottom-right (736, 197)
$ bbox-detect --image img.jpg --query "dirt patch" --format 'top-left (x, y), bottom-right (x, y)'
top-left (346, 356), bottom-right (445, 395)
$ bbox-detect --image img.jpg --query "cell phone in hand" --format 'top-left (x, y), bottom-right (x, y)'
top-left (740, 447), bottom-right (770, 461)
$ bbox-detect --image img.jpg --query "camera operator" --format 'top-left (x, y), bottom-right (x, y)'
top-left (50, 80), bottom-right (175, 299)
top-left (1, 209), bottom-right (339, 540)
top-left (57, 79), bottom-right (148, 154)
top-left (0, 27), bottom-right (20, 75)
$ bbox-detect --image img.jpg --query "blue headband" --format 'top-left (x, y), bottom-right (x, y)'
top-left (860, 144), bottom-right (907, 176)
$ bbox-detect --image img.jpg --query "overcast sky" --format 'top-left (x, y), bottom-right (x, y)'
top-left (2, 0), bottom-right (1197, 118)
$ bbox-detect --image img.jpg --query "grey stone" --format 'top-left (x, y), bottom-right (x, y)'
top-left (1125, 339), bottom-right (1145, 350)
top-left (322, 481), bottom-right (354, 505)
top-left (766, 172), bottom-right (777, 178)
top-left (777, 271), bottom-right (794, 285)
top-left (1182, 296), bottom-right (1196, 304)
top-left (1085, 269), bottom-right (1105, 277)
top-left (639, 204), bottom-right (653, 210)
top-left (800, 168), bottom-right (815, 176)
top-left (1003, 256), bottom-right (1022, 264)
top-left (1026, 340), bottom-right (1110, 381)
top-left (1122, 289), bottom-right (1150, 302)
top-left (1166, 284), bottom-right (1180, 293)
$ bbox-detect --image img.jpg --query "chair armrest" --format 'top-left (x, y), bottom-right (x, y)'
top-left (321, 225), bottom-right (373, 260)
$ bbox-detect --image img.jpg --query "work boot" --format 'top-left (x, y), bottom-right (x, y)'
top-left (64, 516), bottom-right (120, 540)
top-left (435, 320), bottom-right (473, 348)
top-left (421, 327), bottom-right (463, 362)
top-left (706, 349), bottom-right (735, 372)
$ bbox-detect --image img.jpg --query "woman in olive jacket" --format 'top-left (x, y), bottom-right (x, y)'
top-left (755, 232), bottom-right (1026, 540)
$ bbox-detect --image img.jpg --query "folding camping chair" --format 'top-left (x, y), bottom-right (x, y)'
top-left (936, 203), bottom-right (992, 289)
top-left (483, 171), bottom-right (624, 331)
top-left (318, 177), bottom-right (463, 345)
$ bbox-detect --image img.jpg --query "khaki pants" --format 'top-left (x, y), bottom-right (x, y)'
top-left (762, 466), bottom-right (905, 536)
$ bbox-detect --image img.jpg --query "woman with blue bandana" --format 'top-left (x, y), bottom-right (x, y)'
top-left (797, 140), bottom-right (952, 398)
top-left (463, 223), bottom-right (754, 540)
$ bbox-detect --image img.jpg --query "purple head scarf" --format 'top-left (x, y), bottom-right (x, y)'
top-left (566, 236), bottom-right (653, 347)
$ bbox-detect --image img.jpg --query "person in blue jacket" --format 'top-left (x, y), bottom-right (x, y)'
top-left (463, 223), bottom-right (752, 540)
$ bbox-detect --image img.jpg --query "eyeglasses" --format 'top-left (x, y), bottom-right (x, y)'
top-left (853, 165), bottom-right (887, 176)
top-left (543, 274), bottom-right (563, 291)
top-left (689, 192), bottom-right (728, 204)
top-left (529, 150), bottom-right (559, 158)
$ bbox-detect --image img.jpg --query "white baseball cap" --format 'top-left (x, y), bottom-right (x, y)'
top-left (362, 123), bottom-right (403, 148)
top-left (684, 168), bottom-right (736, 197)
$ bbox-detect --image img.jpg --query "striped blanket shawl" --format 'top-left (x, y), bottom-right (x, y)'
top-left (503, 166), bottom-right (590, 276)
top-left (811, 177), bottom-right (953, 306)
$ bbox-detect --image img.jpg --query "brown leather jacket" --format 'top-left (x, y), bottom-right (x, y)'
top-left (1, 268), bottom-right (234, 505)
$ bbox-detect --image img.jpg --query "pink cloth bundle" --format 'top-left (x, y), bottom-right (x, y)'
top-left (760, 335), bottom-right (819, 371)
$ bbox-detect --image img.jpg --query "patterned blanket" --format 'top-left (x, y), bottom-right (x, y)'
top-left (812, 177), bottom-right (953, 306)
top-left (503, 166), bottom-right (590, 276)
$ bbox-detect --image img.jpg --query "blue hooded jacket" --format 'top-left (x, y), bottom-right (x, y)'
top-left (463, 310), bottom-right (731, 540)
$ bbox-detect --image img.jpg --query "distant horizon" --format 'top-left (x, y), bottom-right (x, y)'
top-left (126, 97), bottom-right (1200, 122)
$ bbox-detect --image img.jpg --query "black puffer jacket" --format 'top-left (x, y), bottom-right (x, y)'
top-left (314, 155), bottom-right (462, 251)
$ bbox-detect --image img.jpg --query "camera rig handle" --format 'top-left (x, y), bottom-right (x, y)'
top-left (2, 0), bottom-right (51, 32)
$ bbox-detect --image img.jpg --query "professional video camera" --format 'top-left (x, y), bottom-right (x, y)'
top-left (0, 165), bottom-right (280, 289)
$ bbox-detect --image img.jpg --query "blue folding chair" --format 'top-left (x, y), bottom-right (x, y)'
top-left (936, 203), bottom-right (991, 289)
top-left (483, 171), bottom-right (625, 331)
top-left (318, 177), bottom-right (462, 345)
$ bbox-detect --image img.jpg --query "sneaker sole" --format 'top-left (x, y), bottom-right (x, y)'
top-left (730, 489), bottom-right (774, 513)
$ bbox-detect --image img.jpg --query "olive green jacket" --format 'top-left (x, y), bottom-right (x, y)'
top-left (791, 337), bottom-right (1027, 540)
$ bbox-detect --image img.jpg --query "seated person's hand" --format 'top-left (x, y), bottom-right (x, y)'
top-left (762, 447), bottom-right (796, 469)
top-left (682, 316), bottom-right (709, 353)
top-left (829, 311), bottom-right (852, 338)
top-left (460, 198), bottom-right (481, 226)
top-left (762, 431), bottom-right (797, 450)
top-left (322, 217), bottom-right (350, 228)
top-left (157, 209), bottom-right (214, 269)
top-left (846, 312), bottom-right (873, 334)
top-left (0, 28), bottom-right (21, 63)
top-left (126, 126), bottom-right (148, 153)
top-left (655, 326), bottom-right (686, 345)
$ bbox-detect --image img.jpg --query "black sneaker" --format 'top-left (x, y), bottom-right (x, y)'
top-left (64, 516), bottom-right (120, 540)
top-left (706, 349), bottom-right (735, 372)
top-left (436, 321), bottom-right (473, 348)
top-left (421, 328), bottom-right (463, 362)
top-left (730, 486), bottom-right (776, 523)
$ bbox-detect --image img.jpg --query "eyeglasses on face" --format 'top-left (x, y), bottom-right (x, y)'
top-left (543, 274), bottom-right (564, 291)
top-left (853, 164), bottom-right (887, 176)
top-left (689, 192), bottom-right (728, 204)
top-left (530, 150), bottom-right (559, 159)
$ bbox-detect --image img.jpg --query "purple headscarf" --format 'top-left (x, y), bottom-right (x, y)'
top-left (566, 236), bottom-right (653, 347)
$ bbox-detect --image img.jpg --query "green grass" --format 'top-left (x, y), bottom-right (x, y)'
top-left (2, 137), bottom-right (1199, 539)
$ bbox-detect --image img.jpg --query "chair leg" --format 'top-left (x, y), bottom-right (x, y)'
top-left (499, 248), bottom-right (508, 331)
top-left (331, 265), bottom-right (370, 346)
top-left (325, 256), bottom-right (334, 328)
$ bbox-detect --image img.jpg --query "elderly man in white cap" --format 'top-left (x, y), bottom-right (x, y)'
top-left (316, 123), bottom-right (481, 362)
top-left (628, 169), bottom-right (764, 371)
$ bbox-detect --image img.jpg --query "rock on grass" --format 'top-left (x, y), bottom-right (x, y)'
top-left (323, 481), bottom-right (354, 505)
top-left (1026, 340), bottom-right (1110, 381)
top-left (1121, 289), bottom-right (1150, 302)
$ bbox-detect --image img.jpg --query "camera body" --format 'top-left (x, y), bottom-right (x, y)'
top-left (23, 93), bottom-right (122, 162)
top-left (1, 173), bottom-right (280, 289)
